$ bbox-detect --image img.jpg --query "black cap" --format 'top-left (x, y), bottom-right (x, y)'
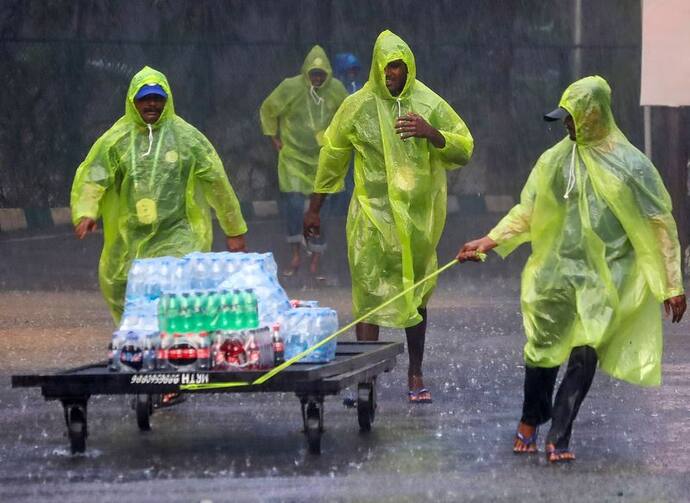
top-left (543, 107), bottom-right (569, 122)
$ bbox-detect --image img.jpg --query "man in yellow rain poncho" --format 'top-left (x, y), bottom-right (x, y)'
top-left (260, 46), bottom-right (348, 278)
top-left (458, 76), bottom-right (686, 462)
top-left (304, 30), bottom-right (474, 403)
top-left (72, 66), bottom-right (247, 323)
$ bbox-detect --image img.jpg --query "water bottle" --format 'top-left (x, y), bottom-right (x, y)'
top-left (158, 293), bottom-right (170, 333)
top-left (245, 331), bottom-right (260, 369)
top-left (192, 291), bottom-right (206, 332)
top-left (231, 289), bottom-right (243, 330)
top-left (197, 332), bottom-right (210, 370)
top-left (271, 323), bottom-right (284, 366)
top-left (167, 294), bottom-right (180, 333)
top-left (172, 260), bottom-right (186, 291)
top-left (219, 289), bottom-right (233, 330)
top-left (206, 291), bottom-right (221, 332)
top-left (179, 292), bottom-right (192, 333)
top-left (189, 259), bottom-right (201, 290)
top-left (314, 309), bottom-right (338, 361)
top-left (159, 258), bottom-right (171, 293)
top-left (143, 337), bottom-right (155, 371)
top-left (223, 257), bottom-right (237, 281)
top-left (242, 289), bottom-right (259, 328)
top-left (209, 258), bottom-right (223, 288)
top-left (120, 331), bottom-right (143, 371)
top-left (126, 261), bottom-right (144, 301)
top-left (143, 261), bottom-right (157, 299)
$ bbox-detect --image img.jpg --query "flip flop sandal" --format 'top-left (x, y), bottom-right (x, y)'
top-left (155, 392), bottom-right (187, 409)
top-left (282, 267), bottom-right (299, 277)
top-left (546, 443), bottom-right (575, 463)
top-left (408, 388), bottom-right (433, 404)
top-left (513, 426), bottom-right (539, 454)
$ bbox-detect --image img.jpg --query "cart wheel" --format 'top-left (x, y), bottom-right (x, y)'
top-left (305, 402), bottom-right (322, 454)
top-left (136, 394), bottom-right (153, 431)
top-left (67, 405), bottom-right (87, 454)
top-left (357, 382), bottom-right (376, 432)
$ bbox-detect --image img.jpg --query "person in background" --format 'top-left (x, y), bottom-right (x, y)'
top-left (304, 30), bottom-right (474, 403)
top-left (458, 76), bottom-right (686, 462)
top-left (333, 52), bottom-right (363, 94)
top-left (260, 46), bottom-right (348, 279)
top-left (330, 52), bottom-right (364, 216)
top-left (72, 66), bottom-right (247, 324)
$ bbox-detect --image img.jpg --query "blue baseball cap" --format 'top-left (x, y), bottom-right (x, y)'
top-left (544, 106), bottom-right (569, 122)
top-left (135, 83), bottom-right (167, 100)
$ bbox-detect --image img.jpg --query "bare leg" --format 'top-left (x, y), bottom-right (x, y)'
top-left (309, 252), bottom-right (321, 275)
top-left (283, 243), bottom-right (300, 276)
top-left (291, 243), bottom-right (301, 268)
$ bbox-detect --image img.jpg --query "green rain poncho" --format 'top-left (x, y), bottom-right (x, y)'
top-left (489, 76), bottom-right (683, 386)
top-left (260, 46), bottom-right (348, 195)
top-left (314, 30), bottom-right (474, 327)
top-left (71, 66), bottom-right (247, 322)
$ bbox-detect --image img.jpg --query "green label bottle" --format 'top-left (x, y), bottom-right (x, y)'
top-left (219, 289), bottom-right (233, 330)
top-left (179, 292), bottom-right (192, 333)
top-left (167, 294), bottom-right (180, 333)
top-left (206, 291), bottom-right (221, 332)
top-left (231, 289), bottom-right (243, 330)
top-left (243, 289), bottom-right (259, 328)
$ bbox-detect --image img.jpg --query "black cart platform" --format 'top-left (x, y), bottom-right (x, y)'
top-left (12, 341), bottom-right (403, 455)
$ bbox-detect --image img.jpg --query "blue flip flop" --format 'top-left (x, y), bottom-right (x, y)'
top-left (408, 388), bottom-right (433, 404)
top-left (513, 426), bottom-right (539, 453)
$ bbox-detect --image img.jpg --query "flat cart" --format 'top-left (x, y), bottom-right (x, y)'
top-left (11, 341), bottom-right (403, 455)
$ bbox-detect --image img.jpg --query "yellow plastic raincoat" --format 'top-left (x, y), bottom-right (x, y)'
top-left (314, 30), bottom-right (474, 327)
top-left (489, 76), bottom-right (683, 386)
top-left (260, 46), bottom-right (348, 195)
top-left (71, 66), bottom-right (247, 322)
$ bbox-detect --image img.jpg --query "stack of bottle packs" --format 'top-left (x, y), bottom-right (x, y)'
top-left (110, 252), bottom-right (339, 373)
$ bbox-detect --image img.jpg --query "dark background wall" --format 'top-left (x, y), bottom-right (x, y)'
top-left (0, 0), bottom-right (647, 208)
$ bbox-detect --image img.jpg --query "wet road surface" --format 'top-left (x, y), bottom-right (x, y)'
top-left (1, 220), bottom-right (689, 502)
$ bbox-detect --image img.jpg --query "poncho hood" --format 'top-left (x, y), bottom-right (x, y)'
top-left (558, 75), bottom-right (615, 145)
top-left (301, 45), bottom-right (333, 87)
top-left (368, 30), bottom-right (417, 100)
top-left (125, 66), bottom-right (175, 128)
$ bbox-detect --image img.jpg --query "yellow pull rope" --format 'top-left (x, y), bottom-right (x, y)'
top-left (181, 254), bottom-right (484, 391)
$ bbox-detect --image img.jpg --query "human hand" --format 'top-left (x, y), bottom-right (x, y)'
top-left (456, 236), bottom-right (497, 262)
top-left (271, 137), bottom-right (283, 151)
top-left (226, 234), bottom-right (247, 253)
top-left (395, 112), bottom-right (434, 140)
top-left (74, 217), bottom-right (97, 240)
top-left (303, 209), bottom-right (321, 239)
top-left (664, 294), bottom-right (686, 323)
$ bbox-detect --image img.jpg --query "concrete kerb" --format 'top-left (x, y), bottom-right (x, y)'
top-left (0, 208), bottom-right (28, 232)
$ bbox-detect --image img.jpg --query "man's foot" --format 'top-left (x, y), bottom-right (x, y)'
top-left (513, 421), bottom-right (538, 453)
top-left (408, 375), bottom-right (432, 403)
top-left (283, 255), bottom-right (301, 277)
top-left (282, 267), bottom-right (298, 277)
top-left (408, 388), bottom-right (432, 403)
top-left (156, 392), bottom-right (186, 409)
top-left (546, 443), bottom-right (575, 463)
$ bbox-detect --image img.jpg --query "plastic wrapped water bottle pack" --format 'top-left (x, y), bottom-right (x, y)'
top-left (279, 307), bottom-right (338, 363)
top-left (110, 252), bottom-right (339, 372)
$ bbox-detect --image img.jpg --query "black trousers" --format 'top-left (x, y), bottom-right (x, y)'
top-left (521, 345), bottom-right (598, 449)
